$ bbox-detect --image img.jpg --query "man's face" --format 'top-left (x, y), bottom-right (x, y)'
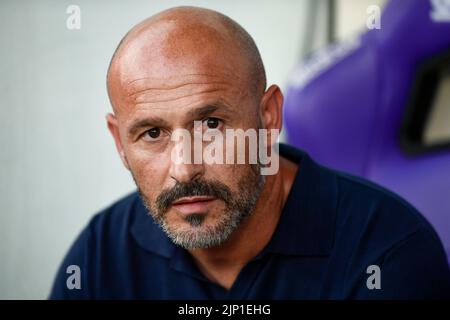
top-left (110, 63), bottom-right (266, 249)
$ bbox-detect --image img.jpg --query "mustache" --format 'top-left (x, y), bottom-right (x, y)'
top-left (155, 179), bottom-right (232, 215)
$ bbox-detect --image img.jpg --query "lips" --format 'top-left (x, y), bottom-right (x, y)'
top-left (171, 196), bottom-right (216, 215)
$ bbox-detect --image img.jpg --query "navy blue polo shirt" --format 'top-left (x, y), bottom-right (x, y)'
top-left (50, 144), bottom-right (450, 299)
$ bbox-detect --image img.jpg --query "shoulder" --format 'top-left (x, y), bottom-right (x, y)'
top-left (87, 191), bottom-right (142, 236)
top-left (49, 191), bottom-right (142, 299)
top-left (332, 168), bottom-right (435, 240)
top-left (322, 168), bottom-right (450, 298)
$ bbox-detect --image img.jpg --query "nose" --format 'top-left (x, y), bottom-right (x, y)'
top-left (169, 161), bottom-right (205, 183)
top-left (169, 142), bottom-right (205, 183)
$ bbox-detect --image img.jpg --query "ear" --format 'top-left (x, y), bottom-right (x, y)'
top-left (259, 85), bottom-right (283, 149)
top-left (260, 84), bottom-right (283, 132)
top-left (106, 113), bottom-right (130, 170)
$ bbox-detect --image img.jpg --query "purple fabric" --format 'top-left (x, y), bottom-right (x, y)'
top-left (284, 0), bottom-right (450, 259)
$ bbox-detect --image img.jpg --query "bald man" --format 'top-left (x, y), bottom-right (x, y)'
top-left (50, 6), bottom-right (450, 299)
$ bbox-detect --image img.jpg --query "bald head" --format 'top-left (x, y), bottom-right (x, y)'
top-left (106, 6), bottom-right (266, 112)
top-left (104, 6), bottom-right (284, 252)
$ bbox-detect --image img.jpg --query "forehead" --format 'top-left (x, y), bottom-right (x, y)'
top-left (113, 56), bottom-right (249, 120)
top-left (122, 73), bottom-right (245, 123)
top-left (109, 20), bottom-right (252, 116)
top-left (124, 72), bottom-right (242, 101)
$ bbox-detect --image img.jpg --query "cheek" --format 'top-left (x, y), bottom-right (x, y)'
top-left (127, 149), bottom-right (172, 199)
top-left (206, 163), bottom-right (247, 191)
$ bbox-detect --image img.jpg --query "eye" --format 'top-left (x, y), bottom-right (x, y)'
top-left (204, 117), bottom-right (222, 129)
top-left (143, 128), bottom-right (161, 140)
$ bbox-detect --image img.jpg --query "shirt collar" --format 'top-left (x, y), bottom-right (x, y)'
top-left (130, 143), bottom-right (338, 258)
top-left (264, 143), bottom-right (338, 256)
top-left (131, 197), bottom-right (175, 259)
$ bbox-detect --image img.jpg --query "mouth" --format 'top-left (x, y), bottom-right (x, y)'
top-left (171, 196), bottom-right (217, 215)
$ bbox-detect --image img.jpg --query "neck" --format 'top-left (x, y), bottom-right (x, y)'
top-left (187, 156), bottom-right (298, 290)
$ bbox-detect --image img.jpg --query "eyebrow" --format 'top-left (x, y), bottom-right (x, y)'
top-left (189, 102), bottom-right (231, 119)
top-left (128, 117), bottom-right (169, 137)
top-left (127, 102), bottom-right (232, 136)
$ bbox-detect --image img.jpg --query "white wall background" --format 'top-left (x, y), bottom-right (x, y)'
top-left (0, 0), bottom-right (314, 299)
top-left (335, 0), bottom-right (387, 39)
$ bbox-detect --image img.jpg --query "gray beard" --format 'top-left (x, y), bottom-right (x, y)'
top-left (135, 165), bottom-right (265, 250)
